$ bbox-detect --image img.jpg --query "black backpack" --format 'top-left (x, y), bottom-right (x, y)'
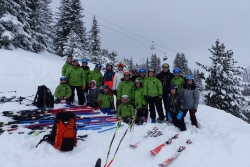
top-left (33, 85), bottom-right (54, 108)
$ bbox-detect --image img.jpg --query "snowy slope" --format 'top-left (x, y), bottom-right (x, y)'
top-left (1, 49), bottom-right (250, 167)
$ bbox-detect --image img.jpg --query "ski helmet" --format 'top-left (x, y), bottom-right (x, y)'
top-left (121, 95), bottom-right (129, 102)
top-left (139, 68), bottom-right (146, 73)
top-left (169, 84), bottom-right (178, 90)
top-left (72, 58), bottom-right (78, 63)
top-left (173, 68), bottom-right (181, 73)
top-left (95, 64), bottom-right (102, 68)
top-left (106, 63), bottom-right (113, 69)
top-left (82, 59), bottom-right (88, 64)
top-left (60, 76), bottom-right (67, 81)
top-left (117, 62), bottom-right (125, 68)
top-left (124, 70), bottom-right (131, 76)
top-left (132, 69), bottom-right (138, 74)
top-left (102, 84), bottom-right (109, 90)
top-left (186, 75), bottom-right (193, 80)
top-left (162, 63), bottom-right (169, 68)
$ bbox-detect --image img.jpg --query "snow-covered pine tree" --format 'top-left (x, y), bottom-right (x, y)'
top-left (88, 15), bottom-right (101, 63)
top-left (145, 57), bottom-right (150, 72)
top-left (63, 30), bottom-right (83, 60)
top-left (155, 56), bottom-right (161, 74)
top-left (149, 54), bottom-right (158, 72)
top-left (173, 53), bottom-right (189, 77)
top-left (128, 57), bottom-right (134, 72)
top-left (0, 0), bottom-right (33, 51)
top-left (187, 68), bottom-right (193, 76)
top-left (196, 69), bottom-right (203, 91)
top-left (27, 0), bottom-right (54, 53)
top-left (196, 39), bottom-right (249, 119)
top-left (55, 0), bottom-right (87, 56)
top-left (99, 49), bottom-right (109, 65)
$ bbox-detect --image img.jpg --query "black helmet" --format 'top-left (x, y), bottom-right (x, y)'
top-left (102, 84), bottom-right (109, 90)
top-left (169, 84), bottom-right (178, 90)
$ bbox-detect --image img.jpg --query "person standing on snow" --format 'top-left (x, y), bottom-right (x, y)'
top-left (103, 63), bottom-right (115, 89)
top-left (180, 75), bottom-right (200, 128)
top-left (88, 64), bottom-right (103, 88)
top-left (156, 63), bottom-right (174, 116)
top-left (170, 68), bottom-right (185, 93)
top-left (130, 69), bottom-right (139, 82)
top-left (166, 84), bottom-right (187, 131)
top-left (143, 69), bottom-right (164, 123)
top-left (65, 58), bottom-right (85, 105)
top-left (54, 76), bottom-right (72, 105)
top-left (117, 71), bottom-right (135, 107)
top-left (97, 84), bottom-right (114, 115)
top-left (112, 62), bottom-right (125, 95)
top-left (81, 59), bottom-right (91, 104)
top-left (134, 78), bottom-right (148, 125)
top-left (87, 80), bottom-right (101, 107)
top-left (61, 54), bottom-right (73, 76)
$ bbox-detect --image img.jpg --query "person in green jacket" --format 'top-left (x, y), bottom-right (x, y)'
top-left (117, 71), bottom-right (135, 107)
top-left (61, 54), bottom-right (73, 76)
top-left (117, 95), bottom-right (135, 124)
top-left (81, 59), bottom-right (91, 104)
top-left (65, 58), bottom-right (86, 105)
top-left (170, 68), bottom-right (185, 93)
top-left (134, 78), bottom-right (147, 125)
top-left (137, 68), bottom-right (147, 86)
top-left (144, 69), bottom-right (164, 123)
top-left (88, 64), bottom-right (103, 88)
top-left (97, 84), bottom-right (114, 115)
top-left (54, 76), bottom-right (72, 104)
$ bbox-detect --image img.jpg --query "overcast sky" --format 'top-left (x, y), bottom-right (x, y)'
top-left (51, 0), bottom-right (250, 70)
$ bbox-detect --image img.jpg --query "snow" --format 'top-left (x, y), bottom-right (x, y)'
top-left (1, 49), bottom-right (250, 167)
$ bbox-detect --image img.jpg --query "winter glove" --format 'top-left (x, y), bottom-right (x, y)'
top-left (167, 113), bottom-right (172, 121)
top-left (64, 97), bottom-right (68, 100)
top-left (177, 111), bottom-right (183, 120)
top-left (59, 97), bottom-right (63, 100)
top-left (82, 84), bottom-right (86, 90)
top-left (144, 96), bottom-right (148, 103)
top-left (116, 99), bottom-right (121, 106)
top-left (97, 100), bottom-right (102, 104)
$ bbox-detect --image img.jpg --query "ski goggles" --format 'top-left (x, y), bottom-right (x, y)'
top-left (186, 75), bottom-right (193, 80)
top-left (72, 59), bottom-right (78, 63)
top-left (89, 81), bottom-right (96, 85)
top-left (173, 68), bottom-right (181, 73)
top-left (60, 76), bottom-right (67, 81)
top-left (162, 63), bottom-right (169, 68)
top-left (82, 59), bottom-right (88, 63)
top-left (139, 69), bottom-right (146, 73)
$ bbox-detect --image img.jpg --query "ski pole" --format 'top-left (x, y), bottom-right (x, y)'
top-left (0, 91), bottom-right (16, 93)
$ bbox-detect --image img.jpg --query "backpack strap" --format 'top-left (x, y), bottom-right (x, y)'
top-left (33, 91), bottom-right (38, 105)
top-left (36, 134), bottom-right (53, 148)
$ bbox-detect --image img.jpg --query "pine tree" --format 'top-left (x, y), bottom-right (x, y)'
top-left (196, 39), bottom-right (249, 119)
top-left (27, 0), bottom-right (54, 53)
top-left (187, 68), bottom-right (193, 76)
top-left (150, 54), bottom-right (158, 71)
top-left (173, 53), bottom-right (189, 77)
top-left (128, 57), bottom-right (134, 72)
top-left (63, 30), bottom-right (83, 60)
top-left (88, 15), bottom-right (101, 63)
top-left (55, 0), bottom-right (87, 56)
top-left (0, 0), bottom-right (33, 51)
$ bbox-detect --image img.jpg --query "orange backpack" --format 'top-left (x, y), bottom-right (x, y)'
top-left (36, 111), bottom-right (77, 151)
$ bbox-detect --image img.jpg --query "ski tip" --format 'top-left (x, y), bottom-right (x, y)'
top-left (95, 158), bottom-right (101, 167)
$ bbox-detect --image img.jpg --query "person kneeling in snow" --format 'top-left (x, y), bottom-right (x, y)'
top-left (87, 80), bottom-right (101, 108)
top-left (97, 84), bottom-right (114, 115)
top-left (54, 76), bottom-right (72, 104)
top-left (166, 84), bottom-right (186, 131)
top-left (180, 75), bottom-right (199, 128)
top-left (117, 95), bottom-right (135, 124)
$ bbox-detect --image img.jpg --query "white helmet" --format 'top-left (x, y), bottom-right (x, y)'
top-left (121, 95), bottom-right (129, 102)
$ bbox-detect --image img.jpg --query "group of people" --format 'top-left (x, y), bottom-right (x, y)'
top-left (54, 54), bottom-right (200, 131)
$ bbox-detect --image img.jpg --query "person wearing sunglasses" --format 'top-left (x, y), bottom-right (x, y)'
top-left (61, 54), bottom-right (73, 76)
top-left (88, 64), bottom-right (103, 88)
top-left (156, 63), bottom-right (174, 114)
top-left (65, 58), bottom-right (86, 105)
top-left (170, 68), bottom-right (185, 93)
top-left (180, 75), bottom-right (200, 128)
top-left (112, 62), bottom-right (125, 95)
top-left (54, 76), bottom-right (72, 104)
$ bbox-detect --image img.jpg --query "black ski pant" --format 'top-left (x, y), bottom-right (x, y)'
top-left (170, 112), bottom-right (187, 131)
top-left (136, 108), bottom-right (148, 119)
top-left (69, 85), bottom-right (84, 105)
top-left (162, 93), bottom-right (169, 114)
top-left (183, 109), bottom-right (198, 127)
top-left (148, 96), bottom-right (164, 120)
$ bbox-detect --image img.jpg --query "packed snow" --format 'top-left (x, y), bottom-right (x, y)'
top-left (1, 49), bottom-right (250, 167)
